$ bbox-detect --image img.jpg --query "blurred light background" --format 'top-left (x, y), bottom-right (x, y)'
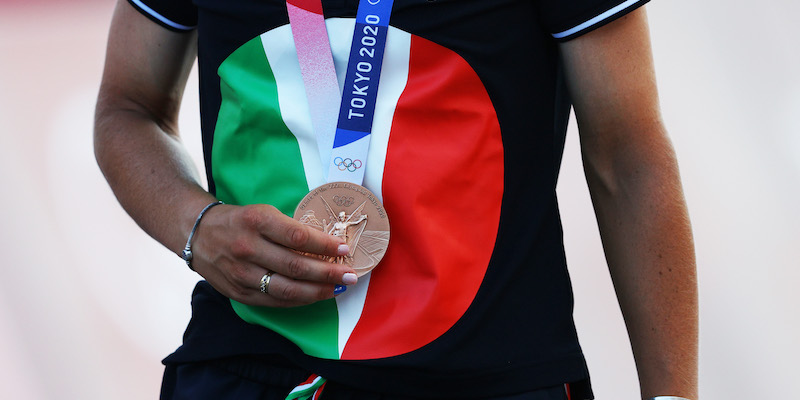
top-left (1, 0), bottom-right (797, 398)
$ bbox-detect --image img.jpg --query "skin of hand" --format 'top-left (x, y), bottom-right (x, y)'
top-left (560, 8), bottom-right (699, 400)
top-left (94, 0), bottom-right (358, 308)
top-left (189, 203), bottom-right (358, 308)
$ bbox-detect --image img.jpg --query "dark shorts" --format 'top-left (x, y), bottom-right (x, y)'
top-left (161, 355), bottom-right (589, 400)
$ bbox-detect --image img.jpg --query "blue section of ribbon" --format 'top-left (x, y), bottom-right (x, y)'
top-left (333, 128), bottom-right (370, 148)
top-left (333, 0), bottom-right (394, 147)
top-left (356, 0), bottom-right (393, 27)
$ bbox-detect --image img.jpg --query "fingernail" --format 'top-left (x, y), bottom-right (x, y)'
top-left (334, 285), bottom-right (347, 295)
top-left (337, 244), bottom-right (350, 255)
top-left (342, 272), bottom-right (358, 285)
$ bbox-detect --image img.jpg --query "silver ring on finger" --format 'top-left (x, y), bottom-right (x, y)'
top-left (259, 271), bottom-right (273, 294)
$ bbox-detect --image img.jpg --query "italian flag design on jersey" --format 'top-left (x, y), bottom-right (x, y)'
top-left (213, 19), bottom-right (504, 360)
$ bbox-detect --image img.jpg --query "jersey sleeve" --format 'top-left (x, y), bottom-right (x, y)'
top-left (126, 0), bottom-right (198, 32)
top-left (539, 0), bottom-right (651, 41)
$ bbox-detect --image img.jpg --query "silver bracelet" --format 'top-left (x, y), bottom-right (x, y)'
top-left (181, 201), bottom-right (224, 270)
top-left (649, 397), bottom-right (692, 400)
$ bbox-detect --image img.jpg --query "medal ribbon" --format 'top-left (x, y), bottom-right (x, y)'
top-left (287, 0), bottom-right (395, 185)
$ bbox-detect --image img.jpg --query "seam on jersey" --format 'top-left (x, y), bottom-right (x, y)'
top-left (551, 0), bottom-right (646, 39)
top-left (129, 0), bottom-right (196, 31)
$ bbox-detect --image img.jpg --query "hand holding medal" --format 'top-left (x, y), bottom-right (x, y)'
top-left (183, 202), bottom-right (359, 308)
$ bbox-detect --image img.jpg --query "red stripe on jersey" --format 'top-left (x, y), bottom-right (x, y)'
top-left (341, 34), bottom-right (504, 359)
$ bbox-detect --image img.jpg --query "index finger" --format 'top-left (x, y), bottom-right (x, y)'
top-left (242, 204), bottom-right (346, 257)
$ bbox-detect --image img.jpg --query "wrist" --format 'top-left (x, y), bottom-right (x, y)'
top-left (181, 200), bottom-right (225, 270)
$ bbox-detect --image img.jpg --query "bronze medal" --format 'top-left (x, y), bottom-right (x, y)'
top-left (294, 182), bottom-right (390, 276)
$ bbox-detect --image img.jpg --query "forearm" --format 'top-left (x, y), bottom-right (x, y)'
top-left (94, 0), bottom-right (211, 256)
top-left (94, 102), bottom-right (216, 255)
top-left (583, 130), bottom-right (698, 399)
top-left (559, 8), bottom-right (698, 397)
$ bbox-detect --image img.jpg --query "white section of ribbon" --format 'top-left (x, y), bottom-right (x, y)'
top-left (287, 4), bottom-right (341, 181)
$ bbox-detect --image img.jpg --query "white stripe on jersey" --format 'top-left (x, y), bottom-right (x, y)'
top-left (129, 0), bottom-right (195, 31)
top-left (552, 0), bottom-right (646, 39)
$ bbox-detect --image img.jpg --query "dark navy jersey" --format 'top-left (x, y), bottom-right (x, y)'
top-left (128, 0), bottom-right (650, 398)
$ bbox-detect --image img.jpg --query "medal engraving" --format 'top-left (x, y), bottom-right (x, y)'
top-left (294, 182), bottom-right (390, 276)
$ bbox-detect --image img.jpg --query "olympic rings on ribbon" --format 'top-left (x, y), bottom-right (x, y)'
top-left (334, 157), bottom-right (363, 172)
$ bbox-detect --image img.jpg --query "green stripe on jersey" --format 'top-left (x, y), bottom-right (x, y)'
top-left (212, 35), bottom-right (339, 360)
top-left (230, 299), bottom-right (339, 360)
top-left (212, 36), bottom-right (307, 213)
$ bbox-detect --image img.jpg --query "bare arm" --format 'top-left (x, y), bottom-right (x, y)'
top-left (95, 0), bottom-right (357, 307)
top-left (560, 8), bottom-right (698, 399)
